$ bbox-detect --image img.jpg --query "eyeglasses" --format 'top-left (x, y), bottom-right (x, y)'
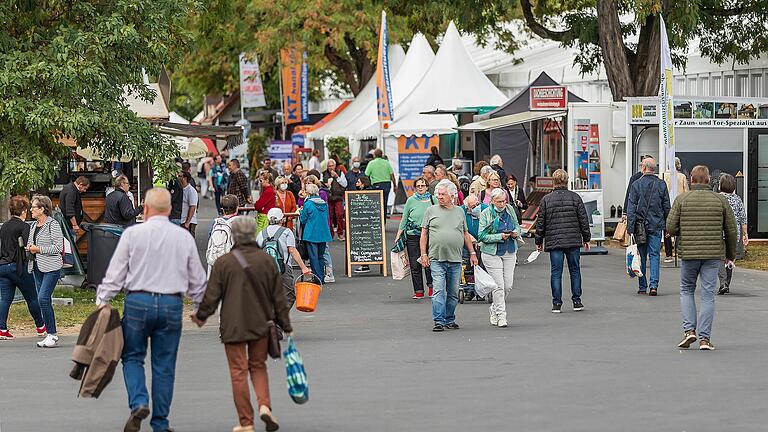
top-left (415, 184), bottom-right (427, 188)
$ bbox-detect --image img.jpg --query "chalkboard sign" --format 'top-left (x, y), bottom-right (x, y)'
top-left (344, 190), bottom-right (388, 277)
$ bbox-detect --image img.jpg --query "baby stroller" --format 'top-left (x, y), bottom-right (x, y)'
top-left (458, 254), bottom-right (492, 304)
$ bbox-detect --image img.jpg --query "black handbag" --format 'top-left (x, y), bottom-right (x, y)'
top-left (633, 180), bottom-right (657, 245)
top-left (232, 249), bottom-right (282, 359)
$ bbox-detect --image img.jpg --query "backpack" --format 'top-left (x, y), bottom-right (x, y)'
top-left (206, 217), bottom-right (234, 266)
top-left (261, 226), bottom-right (287, 273)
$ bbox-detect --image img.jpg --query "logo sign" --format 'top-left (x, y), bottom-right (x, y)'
top-left (280, 47), bottom-right (309, 125)
top-left (530, 86), bottom-right (567, 111)
top-left (397, 134), bottom-right (437, 195)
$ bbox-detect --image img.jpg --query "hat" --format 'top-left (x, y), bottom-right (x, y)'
top-left (267, 208), bottom-right (284, 224)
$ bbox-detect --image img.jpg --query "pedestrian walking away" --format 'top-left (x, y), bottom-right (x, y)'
top-left (424, 146), bottom-right (444, 168)
top-left (194, 216), bottom-right (293, 432)
top-left (535, 169), bottom-right (590, 313)
top-left (626, 157), bottom-right (670, 296)
top-left (206, 194), bottom-right (239, 275)
top-left (96, 188), bottom-right (207, 432)
top-left (396, 177), bottom-right (435, 299)
top-left (364, 148), bottom-right (395, 220)
top-left (667, 166), bottom-right (737, 351)
top-left (25, 195), bottom-right (63, 348)
top-left (0, 195), bottom-right (46, 340)
top-left (478, 188), bottom-right (520, 328)
top-left (716, 173), bottom-right (748, 295)
top-left (420, 180), bottom-right (478, 332)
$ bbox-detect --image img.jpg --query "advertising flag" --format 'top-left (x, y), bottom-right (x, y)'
top-left (376, 10), bottom-right (394, 126)
top-left (239, 53), bottom-right (266, 108)
top-left (281, 47), bottom-right (309, 125)
top-left (659, 15), bottom-right (676, 201)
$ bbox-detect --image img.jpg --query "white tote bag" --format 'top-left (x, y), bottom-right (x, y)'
top-left (473, 266), bottom-right (498, 298)
top-left (625, 236), bottom-right (643, 278)
top-left (390, 250), bottom-right (410, 280)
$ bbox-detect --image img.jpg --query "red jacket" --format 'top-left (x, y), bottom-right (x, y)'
top-left (254, 185), bottom-right (276, 214)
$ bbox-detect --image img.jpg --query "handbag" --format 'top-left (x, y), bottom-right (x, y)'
top-left (613, 220), bottom-right (627, 241)
top-left (390, 250), bottom-right (410, 280)
top-left (283, 336), bottom-right (309, 404)
top-left (232, 249), bottom-right (282, 359)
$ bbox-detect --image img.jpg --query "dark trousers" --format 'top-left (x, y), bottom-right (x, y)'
top-left (549, 247), bottom-right (582, 306)
top-left (214, 187), bottom-right (224, 215)
top-left (664, 234), bottom-right (674, 257)
top-left (328, 200), bottom-right (345, 237)
top-left (225, 337), bottom-right (270, 427)
top-left (406, 234), bottom-right (432, 294)
top-left (0, 263), bottom-right (44, 330)
top-left (373, 182), bottom-right (391, 219)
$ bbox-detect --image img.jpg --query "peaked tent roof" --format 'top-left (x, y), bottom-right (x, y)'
top-left (347, 33), bottom-right (436, 140)
top-left (377, 22), bottom-right (507, 138)
top-left (306, 44), bottom-right (406, 140)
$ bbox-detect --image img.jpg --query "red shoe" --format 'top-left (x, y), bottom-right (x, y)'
top-left (427, 286), bottom-right (434, 297)
top-left (0, 329), bottom-right (14, 340)
top-left (36, 325), bottom-right (47, 338)
top-left (412, 292), bottom-right (425, 299)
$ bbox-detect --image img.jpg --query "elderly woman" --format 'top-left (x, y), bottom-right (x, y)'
top-left (194, 216), bottom-right (292, 432)
top-left (26, 195), bottom-right (63, 348)
top-left (0, 196), bottom-right (46, 340)
top-left (275, 176), bottom-right (297, 230)
top-left (478, 188), bottom-right (520, 328)
top-left (299, 183), bottom-right (333, 283)
top-left (396, 177), bottom-right (435, 298)
top-left (480, 172), bottom-right (502, 205)
top-left (303, 174), bottom-right (335, 282)
top-left (718, 173), bottom-right (748, 295)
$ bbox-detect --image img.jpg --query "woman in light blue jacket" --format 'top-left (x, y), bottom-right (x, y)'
top-left (26, 195), bottom-right (63, 348)
top-left (477, 188), bottom-right (520, 328)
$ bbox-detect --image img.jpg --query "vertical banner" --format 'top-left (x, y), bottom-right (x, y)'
top-left (660, 15), bottom-right (676, 201)
top-left (574, 119), bottom-right (590, 190)
top-left (376, 10), bottom-right (394, 127)
top-left (239, 53), bottom-right (266, 108)
top-left (397, 134), bottom-right (436, 195)
top-left (281, 47), bottom-right (309, 125)
top-left (301, 51), bottom-right (309, 122)
top-left (588, 124), bottom-right (602, 189)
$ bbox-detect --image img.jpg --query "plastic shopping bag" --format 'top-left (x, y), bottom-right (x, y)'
top-left (284, 336), bottom-right (309, 404)
top-left (625, 237), bottom-right (643, 278)
top-left (390, 250), bottom-right (410, 280)
top-left (474, 266), bottom-right (498, 298)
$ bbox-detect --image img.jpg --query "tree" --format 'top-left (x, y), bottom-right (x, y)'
top-left (0, 0), bottom-right (197, 205)
top-left (519, 0), bottom-right (768, 101)
top-left (326, 137), bottom-right (351, 167)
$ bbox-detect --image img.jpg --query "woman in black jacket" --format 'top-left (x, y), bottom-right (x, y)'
top-left (0, 196), bottom-right (46, 340)
top-left (505, 174), bottom-right (528, 223)
top-left (424, 146), bottom-right (444, 168)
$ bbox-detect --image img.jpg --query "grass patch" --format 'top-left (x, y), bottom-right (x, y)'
top-left (738, 242), bottom-right (768, 271)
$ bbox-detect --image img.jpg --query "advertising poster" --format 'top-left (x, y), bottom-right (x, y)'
top-left (280, 47), bottom-right (309, 125)
top-left (588, 124), bottom-right (602, 189)
top-left (574, 119), bottom-right (590, 190)
top-left (376, 11), bottom-right (394, 126)
top-left (268, 140), bottom-right (295, 169)
top-left (239, 53), bottom-right (266, 108)
top-left (628, 97), bottom-right (768, 127)
top-left (397, 134), bottom-right (437, 195)
top-left (574, 189), bottom-right (605, 241)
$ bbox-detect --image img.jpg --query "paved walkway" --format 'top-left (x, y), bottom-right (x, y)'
top-left (2, 196), bottom-right (767, 431)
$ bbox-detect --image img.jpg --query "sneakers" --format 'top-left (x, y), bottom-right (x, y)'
top-left (497, 319), bottom-right (508, 328)
top-left (718, 286), bottom-right (729, 295)
top-left (573, 301), bottom-right (585, 311)
top-left (412, 292), bottom-right (425, 300)
top-left (677, 330), bottom-right (697, 348)
top-left (551, 304), bottom-right (562, 313)
top-left (432, 324), bottom-right (444, 332)
top-left (36, 334), bottom-right (59, 348)
top-left (427, 286), bottom-right (434, 297)
top-left (123, 405), bottom-right (150, 432)
top-left (489, 308), bottom-right (499, 326)
top-left (259, 405), bottom-right (279, 432)
top-left (637, 290), bottom-right (647, 295)
top-left (649, 288), bottom-right (658, 296)
top-left (232, 426), bottom-right (255, 432)
top-left (36, 324), bottom-right (47, 337)
top-left (664, 256), bottom-right (674, 263)
top-left (325, 273), bottom-right (336, 283)
top-left (353, 266), bottom-right (370, 274)
top-left (444, 322), bottom-right (460, 330)
top-left (699, 339), bottom-right (715, 351)
top-left (0, 329), bottom-right (14, 340)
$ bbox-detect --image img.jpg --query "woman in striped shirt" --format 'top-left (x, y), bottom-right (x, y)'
top-left (26, 195), bottom-right (63, 348)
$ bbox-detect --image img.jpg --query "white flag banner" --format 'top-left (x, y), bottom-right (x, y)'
top-left (659, 15), bottom-right (676, 201)
top-left (240, 53), bottom-right (266, 108)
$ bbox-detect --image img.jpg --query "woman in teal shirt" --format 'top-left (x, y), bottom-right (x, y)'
top-left (478, 188), bottom-right (520, 328)
top-left (396, 177), bottom-right (435, 299)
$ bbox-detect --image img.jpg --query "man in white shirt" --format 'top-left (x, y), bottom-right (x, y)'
top-left (97, 188), bottom-right (207, 432)
top-left (180, 171), bottom-right (198, 237)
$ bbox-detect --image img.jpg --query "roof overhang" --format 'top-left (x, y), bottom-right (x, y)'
top-left (456, 110), bottom-right (566, 132)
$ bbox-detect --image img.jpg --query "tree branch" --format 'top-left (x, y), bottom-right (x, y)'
top-left (595, 0), bottom-right (634, 101)
top-left (519, 0), bottom-right (571, 42)
top-left (700, 6), bottom-right (744, 17)
top-left (324, 44), bottom-right (362, 96)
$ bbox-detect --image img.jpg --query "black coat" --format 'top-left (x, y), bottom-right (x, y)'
top-left (623, 171), bottom-right (643, 211)
top-left (535, 187), bottom-right (591, 251)
top-left (506, 187), bottom-right (528, 223)
top-left (59, 181), bottom-right (84, 226)
top-left (103, 189), bottom-right (143, 226)
top-left (425, 154), bottom-right (444, 168)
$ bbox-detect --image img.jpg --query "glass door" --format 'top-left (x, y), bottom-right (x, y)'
top-left (748, 129), bottom-right (768, 238)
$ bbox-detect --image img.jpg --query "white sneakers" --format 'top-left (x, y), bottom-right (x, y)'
top-left (497, 319), bottom-right (508, 328)
top-left (232, 425), bottom-right (255, 432)
top-left (37, 334), bottom-right (59, 348)
top-left (258, 405), bottom-right (279, 432)
top-left (489, 308), bottom-right (498, 326)
top-left (325, 268), bottom-right (335, 283)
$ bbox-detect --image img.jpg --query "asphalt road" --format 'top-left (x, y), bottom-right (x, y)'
top-left (1, 196), bottom-right (767, 431)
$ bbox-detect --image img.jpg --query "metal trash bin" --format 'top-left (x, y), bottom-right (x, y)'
top-left (84, 223), bottom-right (124, 290)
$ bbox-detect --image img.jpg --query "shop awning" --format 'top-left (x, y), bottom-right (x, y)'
top-left (456, 110), bottom-right (566, 132)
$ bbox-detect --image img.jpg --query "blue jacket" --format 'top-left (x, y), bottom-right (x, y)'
top-left (300, 196), bottom-right (332, 243)
top-left (627, 174), bottom-right (671, 234)
top-left (462, 204), bottom-right (483, 239)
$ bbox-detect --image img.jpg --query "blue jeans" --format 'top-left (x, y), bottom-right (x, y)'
top-left (33, 266), bottom-right (61, 335)
top-left (0, 263), bottom-right (44, 330)
top-left (637, 231), bottom-right (662, 291)
top-left (323, 243), bottom-right (334, 275)
top-left (373, 182), bottom-right (391, 219)
top-left (122, 292), bottom-right (183, 432)
top-left (680, 259), bottom-right (719, 340)
top-left (305, 241), bottom-right (326, 284)
top-left (169, 219), bottom-right (182, 226)
top-left (549, 247), bottom-right (582, 305)
top-left (430, 261), bottom-right (461, 325)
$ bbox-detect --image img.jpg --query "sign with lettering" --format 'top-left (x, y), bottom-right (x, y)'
top-left (344, 190), bottom-right (387, 276)
top-left (530, 85), bottom-right (567, 111)
top-left (628, 97), bottom-right (768, 127)
top-left (239, 53), bottom-right (266, 108)
top-left (280, 47), bottom-right (309, 125)
top-left (397, 134), bottom-right (437, 195)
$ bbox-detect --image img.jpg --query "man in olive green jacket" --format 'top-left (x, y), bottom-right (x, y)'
top-left (666, 165), bottom-right (737, 351)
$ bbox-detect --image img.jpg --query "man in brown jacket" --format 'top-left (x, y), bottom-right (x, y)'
top-left (193, 216), bottom-right (292, 432)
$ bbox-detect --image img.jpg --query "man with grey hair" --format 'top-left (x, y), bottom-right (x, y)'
top-left (470, 165), bottom-right (494, 196)
top-left (420, 179), bottom-right (478, 332)
top-left (627, 157), bottom-right (670, 296)
top-left (422, 165), bottom-right (437, 194)
top-left (97, 187), bottom-right (207, 432)
top-left (490, 154), bottom-right (506, 181)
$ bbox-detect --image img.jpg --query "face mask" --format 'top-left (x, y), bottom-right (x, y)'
top-left (352, 162), bottom-right (360, 169)
top-left (471, 206), bottom-right (482, 217)
top-left (494, 204), bottom-right (506, 212)
top-left (279, 183), bottom-right (288, 191)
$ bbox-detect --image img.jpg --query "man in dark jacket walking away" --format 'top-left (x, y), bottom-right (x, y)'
top-left (626, 158), bottom-right (670, 296)
top-left (104, 175), bottom-right (143, 226)
top-left (193, 216), bottom-right (292, 432)
top-left (59, 176), bottom-right (90, 236)
top-left (535, 169), bottom-right (591, 313)
top-left (667, 165), bottom-right (737, 351)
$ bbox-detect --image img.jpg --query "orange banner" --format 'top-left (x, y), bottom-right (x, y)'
top-left (280, 47), bottom-right (307, 125)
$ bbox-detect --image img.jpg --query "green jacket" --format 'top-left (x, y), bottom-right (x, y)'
top-left (665, 184), bottom-right (738, 261)
top-left (477, 204), bottom-right (520, 255)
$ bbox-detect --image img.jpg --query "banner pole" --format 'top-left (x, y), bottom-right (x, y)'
top-left (277, 54), bottom-right (286, 141)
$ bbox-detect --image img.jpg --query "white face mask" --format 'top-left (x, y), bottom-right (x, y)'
top-left (470, 205), bottom-right (482, 217)
top-left (352, 162), bottom-right (360, 169)
top-left (494, 204), bottom-right (506, 212)
top-left (279, 183), bottom-right (288, 191)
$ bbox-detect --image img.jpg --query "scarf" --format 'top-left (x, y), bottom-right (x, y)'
top-left (414, 191), bottom-right (431, 201)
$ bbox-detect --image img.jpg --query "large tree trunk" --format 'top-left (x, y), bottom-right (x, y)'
top-left (631, 13), bottom-right (661, 96)
top-left (596, 0), bottom-right (635, 101)
top-left (323, 33), bottom-right (376, 96)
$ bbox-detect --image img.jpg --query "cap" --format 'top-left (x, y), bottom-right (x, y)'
top-left (267, 207), bottom-right (284, 224)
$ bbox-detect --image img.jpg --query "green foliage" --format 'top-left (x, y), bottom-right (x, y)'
top-left (326, 137), bottom-right (351, 167)
top-left (0, 0), bottom-right (197, 193)
top-left (248, 133), bottom-right (269, 170)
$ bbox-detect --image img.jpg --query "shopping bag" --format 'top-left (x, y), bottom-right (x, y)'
top-left (625, 236), bottom-right (643, 278)
top-left (390, 250), bottom-right (410, 280)
top-left (391, 232), bottom-right (406, 253)
top-left (283, 337), bottom-right (309, 404)
top-left (61, 237), bottom-right (75, 269)
top-left (473, 266), bottom-right (498, 298)
top-left (613, 221), bottom-right (627, 241)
